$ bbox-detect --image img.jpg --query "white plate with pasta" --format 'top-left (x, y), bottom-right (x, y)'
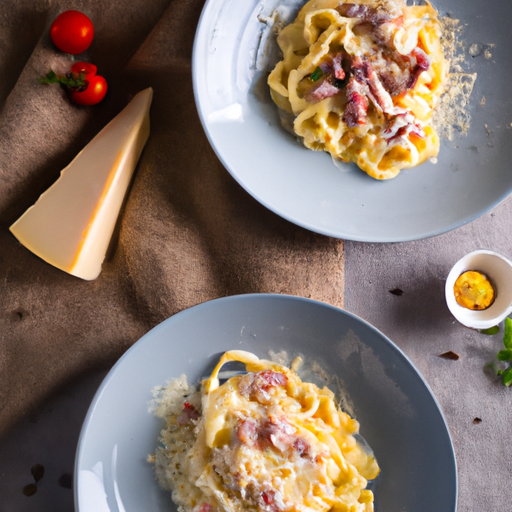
top-left (192, 0), bottom-right (512, 242)
top-left (74, 294), bottom-right (456, 512)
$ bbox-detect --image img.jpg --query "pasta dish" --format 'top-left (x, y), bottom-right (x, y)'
top-left (267, 0), bottom-right (447, 180)
top-left (152, 350), bottom-right (380, 512)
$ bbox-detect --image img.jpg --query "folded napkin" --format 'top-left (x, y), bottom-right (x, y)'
top-left (0, 0), bottom-right (344, 436)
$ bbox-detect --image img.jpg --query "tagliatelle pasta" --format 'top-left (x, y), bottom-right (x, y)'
top-left (152, 350), bottom-right (380, 512)
top-left (268, 0), bottom-right (447, 180)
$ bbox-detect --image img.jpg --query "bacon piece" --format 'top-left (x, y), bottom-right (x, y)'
top-left (383, 113), bottom-right (425, 146)
top-left (336, 3), bottom-right (393, 25)
top-left (349, 55), bottom-right (365, 82)
top-left (375, 62), bottom-right (411, 97)
top-left (347, 57), bottom-right (404, 116)
top-left (336, 3), bottom-right (428, 100)
top-left (237, 418), bottom-right (259, 446)
top-left (176, 402), bottom-right (200, 425)
top-left (238, 370), bottom-right (288, 403)
top-left (262, 491), bottom-right (275, 505)
top-left (364, 61), bottom-right (396, 113)
top-left (343, 77), bottom-right (369, 127)
top-left (260, 489), bottom-right (284, 512)
top-left (344, 56), bottom-right (395, 126)
top-left (412, 47), bottom-right (430, 70)
top-left (320, 52), bottom-right (346, 80)
top-left (406, 47), bottom-right (430, 90)
top-left (390, 126), bottom-right (408, 140)
top-left (305, 76), bottom-right (341, 103)
top-left (306, 53), bottom-right (347, 104)
top-left (262, 416), bottom-right (296, 452)
top-left (376, 46), bottom-right (430, 95)
top-left (194, 504), bottom-right (211, 512)
top-left (237, 415), bottom-right (297, 453)
top-left (372, 16), bottom-right (405, 49)
top-left (257, 371), bottom-right (288, 390)
top-left (332, 53), bottom-right (346, 80)
top-left (293, 438), bottom-right (311, 458)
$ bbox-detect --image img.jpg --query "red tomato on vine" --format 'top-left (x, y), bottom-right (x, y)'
top-left (69, 63), bottom-right (108, 106)
top-left (70, 62), bottom-right (97, 79)
top-left (50, 11), bottom-right (94, 55)
top-left (39, 62), bottom-right (108, 106)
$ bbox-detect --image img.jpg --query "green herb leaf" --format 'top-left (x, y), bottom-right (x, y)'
top-left (503, 317), bottom-right (512, 349)
top-left (310, 66), bottom-right (323, 82)
top-left (38, 70), bottom-right (60, 84)
top-left (480, 325), bottom-right (500, 335)
top-left (38, 70), bottom-right (87, 90)
top-left (497, 349), bottom-right (512, 362)
top-left (502, 367), bottom-right (512, 386)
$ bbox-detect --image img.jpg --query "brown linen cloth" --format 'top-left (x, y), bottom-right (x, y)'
top-left (0, 0), bottom-right (344, 437)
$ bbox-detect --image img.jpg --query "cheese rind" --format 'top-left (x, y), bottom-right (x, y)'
top-left (10, 87), bottom-right (153, 280)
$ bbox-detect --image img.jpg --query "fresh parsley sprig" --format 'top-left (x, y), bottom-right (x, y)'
top-left (488, 317), bottom-right (512, 386)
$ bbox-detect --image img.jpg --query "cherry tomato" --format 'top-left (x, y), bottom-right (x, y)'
top-left (70, 61), bottom-right (97, 80)
top-left (50, 10), bottom-right (94, 55)
top-left (69, 74), bottom-right (108, 106)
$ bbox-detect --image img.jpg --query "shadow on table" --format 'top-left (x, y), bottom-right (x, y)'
top-left (0, 369), bottom-right (108, 511)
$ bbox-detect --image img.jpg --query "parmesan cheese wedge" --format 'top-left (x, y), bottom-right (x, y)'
top-left (10, 87), bottom-right (153, 281)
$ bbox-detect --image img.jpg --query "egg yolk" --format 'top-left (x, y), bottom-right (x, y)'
top-left (454, 271), bottom-right (495, 310)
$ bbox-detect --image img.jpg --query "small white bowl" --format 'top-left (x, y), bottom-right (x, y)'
top-left (445, 250), bottom-right (512, 329)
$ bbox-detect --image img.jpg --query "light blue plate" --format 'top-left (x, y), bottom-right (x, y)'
top-left (192, 0), bottom-right (512, 241)
top-left (74, 294), bottom-right (457, 512)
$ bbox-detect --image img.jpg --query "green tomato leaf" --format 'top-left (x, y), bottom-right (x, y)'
top-left (310, 66), bottom-right (323, 82)
top-left (502, 367), bottom-right (512, 386)
top-left (38, 70), bottom-right (87, 89)
top-left (497, 349), bottom-right (512, 362)
top-left (480, 325), bottom-right (500, 335)
top-left (503, 317), bottom-right (512, 349)
top-left (38, 70), bottom-right (60, 84)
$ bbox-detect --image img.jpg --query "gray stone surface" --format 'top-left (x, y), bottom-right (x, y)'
top-left (345, 195), bottom-right (512, 512)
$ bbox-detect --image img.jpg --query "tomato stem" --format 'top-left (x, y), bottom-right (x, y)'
top-left (38, 69), bottom-right (87, 90)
